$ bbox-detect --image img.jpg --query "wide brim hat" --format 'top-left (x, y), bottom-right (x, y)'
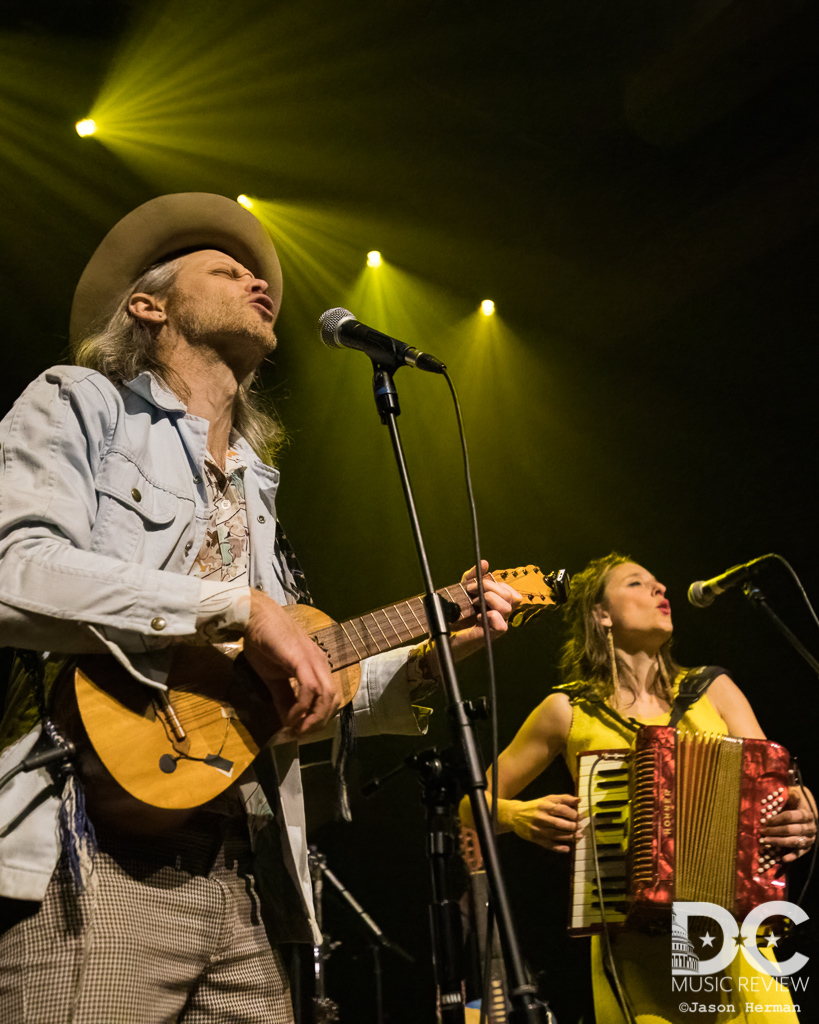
top-left (70, 192), bottom-right (282, 343)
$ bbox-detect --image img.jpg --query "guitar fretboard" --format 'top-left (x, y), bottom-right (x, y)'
top-left (311, 581), bottom-right (476, 669)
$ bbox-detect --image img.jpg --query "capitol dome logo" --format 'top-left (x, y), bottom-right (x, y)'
top-left (671, 901), bottom-right (809, 978)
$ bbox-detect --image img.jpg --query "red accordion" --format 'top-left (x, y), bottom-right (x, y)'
top-left (569, 725), bottom-right (790, 936)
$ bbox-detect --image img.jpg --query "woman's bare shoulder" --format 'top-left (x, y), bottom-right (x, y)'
top-left (522, 691), bottom-right (573, 741)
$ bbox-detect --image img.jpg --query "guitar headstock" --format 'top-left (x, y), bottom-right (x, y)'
top-left (491, 566), bottom-right (570, 627)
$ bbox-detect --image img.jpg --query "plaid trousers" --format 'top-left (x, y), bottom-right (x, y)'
top-left (0, 815), bottom-right (293, 1024)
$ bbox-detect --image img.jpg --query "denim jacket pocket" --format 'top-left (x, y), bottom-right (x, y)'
top-left (91, 451), bottom-right (182, 562)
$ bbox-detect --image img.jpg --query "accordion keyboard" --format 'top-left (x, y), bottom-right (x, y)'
top-left (570, 751), bottom-right (631, 936)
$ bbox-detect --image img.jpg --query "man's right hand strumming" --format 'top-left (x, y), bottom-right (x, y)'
top-left (243, 588), bottom-right (339, 737)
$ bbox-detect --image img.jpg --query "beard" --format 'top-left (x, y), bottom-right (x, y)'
top-left (170, 293), bottom-right (277, 374)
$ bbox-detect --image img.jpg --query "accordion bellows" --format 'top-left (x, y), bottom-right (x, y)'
top-left (570, 726), bottom-right (790, 936)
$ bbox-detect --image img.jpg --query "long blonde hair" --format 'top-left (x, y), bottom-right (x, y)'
top-left (71, 258), bottom-right (283, 463)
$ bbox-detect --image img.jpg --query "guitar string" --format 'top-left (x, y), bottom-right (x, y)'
top-left (366, 611), bottom-right (390, 647)
top-left (347, 615), bottom-right (381, 657)
top-left (380, 606), bottom-right (405, 644)
top-left (186, 575), bottom-right (541, 711)
top-left (404, 599), bottom-right (426, 632)
top-left (149, 579), bottom-right (551, 774)
top-left (162, 574), bottom-right (544, 728)
top-left (343, 616), bottom-right (370, 655)
top-left (153, 695), bottom-right (233, 757)
top-left (164, 698), bottom-right (232, 729)
top-left (354, 615), bottom-right (383, 655)
top-left (313, 599), bottom-right (423, 670)
top-left (137, 572), bottom-right (549, 783)
top-left (339, 621), bottom-right (365, 661)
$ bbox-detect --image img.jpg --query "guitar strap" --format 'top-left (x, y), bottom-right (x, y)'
top-left (275, 523), bottom-right (314, 608)
top-left (14, 648), bottom-right (97, 890)
top-left (276, 522), bottom-right (356, 822)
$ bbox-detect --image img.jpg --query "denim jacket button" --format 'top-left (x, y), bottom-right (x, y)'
top-left (150, 616), bottom-right (167, 631)
top-left (184, 541), bottom-right (193, 555)
top-left (131, 488), bottom-right (142, 502)
top-left (257, 514), bottom-right (266, 524)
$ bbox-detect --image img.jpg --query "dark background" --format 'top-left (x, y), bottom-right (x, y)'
top-left (2, 1), bottom-right (818, 1020)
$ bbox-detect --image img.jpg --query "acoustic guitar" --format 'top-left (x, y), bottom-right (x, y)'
top-left (55, 566), bottom-right (566, 823)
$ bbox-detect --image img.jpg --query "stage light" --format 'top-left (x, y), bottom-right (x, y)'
top-left (480, 299), bottom-right (495, 317)
top-left (237, 195), bottom-right (253, 209)
top-left (75, 119), bottom-right (97, 137)
top-left (367, 251), bottom-right (382, 268)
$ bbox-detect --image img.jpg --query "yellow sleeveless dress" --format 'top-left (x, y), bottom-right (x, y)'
top-left (563, 685), bottom-right (799, 1024)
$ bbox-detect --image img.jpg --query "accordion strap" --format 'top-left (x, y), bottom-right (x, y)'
top-left (668, 665), bottom-right (728, 728)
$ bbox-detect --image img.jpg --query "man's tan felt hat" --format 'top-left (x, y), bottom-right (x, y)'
top-left (70, 192), bottom-right (282, 343)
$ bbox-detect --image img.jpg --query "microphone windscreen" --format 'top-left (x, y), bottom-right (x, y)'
top-left (687, 581), bottom-right (715, 608)
top-left (318, 307), bottom-right (354, 348)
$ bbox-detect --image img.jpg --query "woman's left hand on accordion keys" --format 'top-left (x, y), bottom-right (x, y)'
top-left (760, 786), bottom-right (817, 863)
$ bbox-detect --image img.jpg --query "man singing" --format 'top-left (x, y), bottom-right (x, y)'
top-left (0, 193), bottom-right (519, 1021)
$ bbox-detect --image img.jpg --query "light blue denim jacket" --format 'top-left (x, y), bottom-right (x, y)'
top-left (0, 366), bottom-right (424, 941)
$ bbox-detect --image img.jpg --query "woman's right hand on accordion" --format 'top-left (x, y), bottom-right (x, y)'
top-left (510, 793), bottom-right (585, 853)
top-left (761, 785), bottom-right (817, 863)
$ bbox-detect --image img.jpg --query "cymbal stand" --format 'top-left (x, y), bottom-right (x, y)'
top-left (309, 844), bottom-right (414, 1023)
top-left (308, 847), bottom-right (339, 1024)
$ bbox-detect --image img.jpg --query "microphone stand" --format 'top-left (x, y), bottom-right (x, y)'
top-left (742, 583), bottom-right (819, 679)
top-left (368, 360), bottom-right (553, 1024)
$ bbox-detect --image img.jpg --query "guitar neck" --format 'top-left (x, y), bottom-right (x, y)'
top-left (311, 580), bottom-right (475, 670)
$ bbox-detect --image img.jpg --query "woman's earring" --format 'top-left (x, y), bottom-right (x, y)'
top-left (606, 625), bottom-right (619, 691)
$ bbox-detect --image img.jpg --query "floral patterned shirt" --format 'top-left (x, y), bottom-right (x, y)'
top-left (195, 444), bottom-right (250, 584)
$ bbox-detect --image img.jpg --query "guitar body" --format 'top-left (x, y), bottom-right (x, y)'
top-left (56, 566), bottom-right (565, 822)
top-left (55, 604), bottom-right (363, 827)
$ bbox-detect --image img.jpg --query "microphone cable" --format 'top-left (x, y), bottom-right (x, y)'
top-left (766, 555), bottom-right (819, 636)
top-left (440, 367), bottom-right (503, 1024)
top-left (587, 754), bottom-right (637, 1024)
top-left (0, 735), bottom-right (76, 793)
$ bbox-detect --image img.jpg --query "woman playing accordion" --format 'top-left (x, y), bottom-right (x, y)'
top-left (462, 553), bottom-right (816, 1024)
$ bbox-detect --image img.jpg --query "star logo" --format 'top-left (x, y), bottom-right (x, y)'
top-left (700, 932), bottom-right (715, 948)
top-left (766, 934), bottom-right (780, 948)
top-left (733, 931), bottom-right (747, 948)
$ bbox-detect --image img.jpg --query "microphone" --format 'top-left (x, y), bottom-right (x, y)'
top-left (687, 554), bottom-right (775, 608)
top-left (318, 307), bottom-right (446, 374)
